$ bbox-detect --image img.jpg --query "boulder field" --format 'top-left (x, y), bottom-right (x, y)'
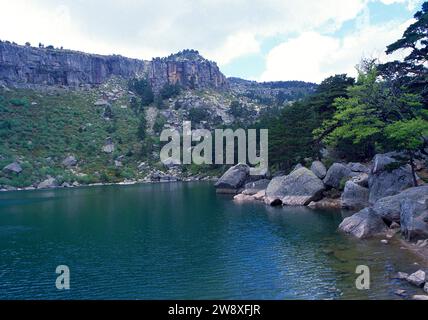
top-left (215, 152), bottom-right (428, 244)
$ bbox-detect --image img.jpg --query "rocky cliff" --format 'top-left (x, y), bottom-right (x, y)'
top-left (149, 50), bottom-right (228, 92)
top-left (0, 42), bottom-right (227, 91)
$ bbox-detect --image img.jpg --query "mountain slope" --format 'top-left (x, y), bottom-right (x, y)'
top-left (0, 42), bottom-right (317, 189)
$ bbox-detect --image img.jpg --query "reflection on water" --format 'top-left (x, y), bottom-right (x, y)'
top-left (0, 182), bottom-right (425, 299)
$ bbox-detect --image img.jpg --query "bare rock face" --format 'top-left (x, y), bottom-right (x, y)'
top-left (0, 43), bottom-right (227, 92)
top-left (0, 42), bottom-right (147, 88)
top-left (339, 208), bottom-right (388, 239)
top-left (265, 167), bottom-right (324, 206)
top-left (149, 50), bottom-right (228, 93)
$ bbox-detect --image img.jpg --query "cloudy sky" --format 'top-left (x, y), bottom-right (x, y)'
top-left (0, 0), bottom-right (423, 83)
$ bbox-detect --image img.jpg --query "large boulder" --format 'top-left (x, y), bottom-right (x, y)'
top-left (310, 161), bottom-right (327, 179)
top-left (372, 185), bottom-right (428, 223)
top-left (341, 181), bottom-right (369, 210)
top-left (62, 155), bottom-right (77, 167)
top-left (102, 137), bottom-right (115, 153)
top-left (3, 162), bottom-right (22, 174)
top-left (265, 167), bottom-right (325, 206)
top-left (37, 177), bottom-right (58, 189)
top-left (323, 163), bottom-right (354, 189)
top-left (400, 199), bottom-right (428, 241)
top-left (242, 179), bottom-right (270, 195)
top-left (368, 153), bottom-right (414, 204)
top-left (339, 208), bottom-right (388, 239)
top-left (102, 143), bottom-right (115, 153)
top-left (372, 153), bottom-right (400, 173)
top-left (347, 162), bottom-right (370, 174)
top-left (214, 163), bottom-right (250, 192)
top-left (406, 270), bottom-right (426, 288)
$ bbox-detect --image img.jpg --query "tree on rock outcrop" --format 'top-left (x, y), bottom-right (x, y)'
top-left (385, 118), bottom-right (428, 186)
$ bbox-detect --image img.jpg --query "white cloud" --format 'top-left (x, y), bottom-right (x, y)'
top-left (377, 0), bottom-right (419, 10)
top-left (260, 19), bottom-right (413, 83)
top-left (0, 0), bottom-right (369, 63)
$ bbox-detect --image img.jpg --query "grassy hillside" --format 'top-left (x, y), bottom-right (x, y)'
top-left (0, 73), bottom-right (318, 189)
top-left (0, 83), bottom-right (147, 187)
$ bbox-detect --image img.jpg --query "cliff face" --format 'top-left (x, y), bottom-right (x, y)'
top-left (0, 42), bottom-right (227, 91)
top-left (148, 50), bottom-right (228, 92)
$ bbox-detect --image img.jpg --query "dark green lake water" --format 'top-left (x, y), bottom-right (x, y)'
top-left (0, 182), bottom-right (424, 299)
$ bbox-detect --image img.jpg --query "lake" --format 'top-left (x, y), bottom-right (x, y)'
top-left (0, 182), bottom-right (424, 299)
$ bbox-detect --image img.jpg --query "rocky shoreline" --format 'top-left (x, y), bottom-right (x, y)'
top-left (214, 153), bottom-right (428, 299)
top-left (0, 172), bottom-right (217, 192)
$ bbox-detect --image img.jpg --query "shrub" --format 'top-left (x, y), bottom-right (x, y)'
top-left (128, 79), bottom-right (154, 106)
top-left (160, 83), bottom-right (181, 100)
top-left (188, 108), bottom-right (209, 123)
top-left (9, 98), bottom-right (29, 107)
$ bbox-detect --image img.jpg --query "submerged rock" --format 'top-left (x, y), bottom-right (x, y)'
top-left (394, 289), bottom-right (406, 297)
top-left (338, 208), bottom-right (388, 239)
top-left (233, 194), bottom-right (256, 202)
top-left (308, 198), bottom-right (341, 209)
top-left (395, 272), bottom-right (409, 280)
top-left (265, 167), bottom-right (324, 206)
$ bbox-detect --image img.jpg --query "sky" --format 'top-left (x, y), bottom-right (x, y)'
top-left (0, 0), bottom-right (423, 83)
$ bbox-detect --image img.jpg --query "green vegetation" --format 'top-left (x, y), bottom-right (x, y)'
top-left (265, 2), bottom-right (428, 176)
top-left (188, 107), bottom-right (209, 123)
top-left (159, 83), bottom-right (181, 100)
top-left (1, 2), bottom-right (427, 187)
top-left (128, 78), bottom-right (154, 106)
top-left (0, 87), bottom-right (148, 187)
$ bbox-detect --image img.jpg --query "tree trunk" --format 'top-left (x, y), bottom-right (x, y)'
top-left (409, 151), bottom-right (418, 187)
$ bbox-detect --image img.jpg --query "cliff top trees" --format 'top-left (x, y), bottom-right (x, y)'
top-left (379, 1), bottom-right (428, 104)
